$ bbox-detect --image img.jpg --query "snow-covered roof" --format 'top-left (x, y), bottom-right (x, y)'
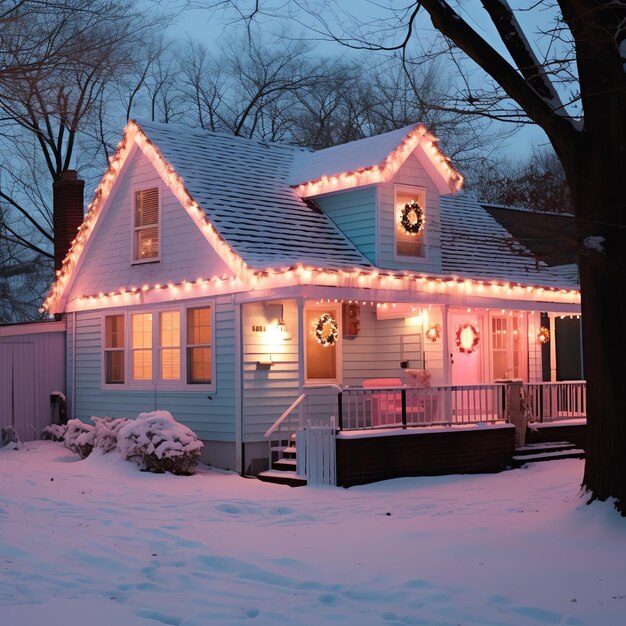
top-left (289, 124), bottom-right (417, 184)
top-left (139, 121), bottom-right (372, 271)
top-left (440, 194), bottom-right (579, 289)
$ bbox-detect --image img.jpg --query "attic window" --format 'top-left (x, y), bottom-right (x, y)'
top-left (134, 188), bottom-right (159, 261)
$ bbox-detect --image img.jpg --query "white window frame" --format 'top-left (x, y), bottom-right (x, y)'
top-left (131, 183), bottom-right (162, 265)
top-left (103, 313), bottom-right (125, 384)
top-left (393, 184), bottom-right (429, 262)
top-left (100, 300), bottom-right (216, 391)
top-left (303, 304), bottom-right (342, 385)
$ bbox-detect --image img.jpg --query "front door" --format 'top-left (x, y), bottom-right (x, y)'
top-left (449, 311), bottom-right (484, 386)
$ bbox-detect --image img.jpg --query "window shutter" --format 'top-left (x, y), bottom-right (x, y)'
top-left (135, 188), bottom-right (159, 227)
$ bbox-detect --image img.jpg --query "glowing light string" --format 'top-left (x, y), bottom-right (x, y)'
top-left (293, 125), bottom-right (464, 197)
top-left (42, 120), bottom-right (252, 314)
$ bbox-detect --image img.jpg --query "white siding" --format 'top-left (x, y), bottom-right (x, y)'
top-left (67, 147), bottom-right (232, 303)
top-left (71, 297), bottom-right (236, 444)
top-left (242, 300), bottom-right (300, 441)
top-left (377, 152), bottom-right (443, 273)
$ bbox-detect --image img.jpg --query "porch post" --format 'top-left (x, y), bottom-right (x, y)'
top-left (549, 313), bottom-right (557, 382)
top-left (297, 297), bottom-right (305, 399)
top-left (442, 304), bottom-right (450, 385)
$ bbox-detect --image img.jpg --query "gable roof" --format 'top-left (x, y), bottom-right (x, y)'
top-left (43, 120), bottom-right (578, 314)
top-left (439, 194), bottom-right (579, 289)
top-left (290, 123), bottom-right (463, 196)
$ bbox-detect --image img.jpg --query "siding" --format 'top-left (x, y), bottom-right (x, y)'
top-left (242, 300), bottom-right (299, 441)
top-left (71, 297), bottom-right (236, 443)
top-left (0, 327), bottom-right (66, 440)
top-left (377, 152), bottom-right (443, 273)
top-left (314, 187), bottom-right (377, 263)
top-left (67, 147), bottom-right (232, 304)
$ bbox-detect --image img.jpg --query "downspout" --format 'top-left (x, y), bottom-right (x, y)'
top-left (234, 301), bottom-right (243, 474)
top-left (72, 311), bottom-right (77, 418)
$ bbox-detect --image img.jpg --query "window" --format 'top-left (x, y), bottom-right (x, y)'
top-left (131, 313), bottom-right (152, 380)
top-left (134, 188), bottom-right (159, 261)
top-left (104, 304), bottom-right (214, 388)
top-left (160, 311), bottom-right (180, 380)
top-left (187, 307), bottom-right (212, 383)
top-left (104, 315), bottom-right (125, 383)
top-left (490, 314), bottom-right (527, 381)
top-left (395, 187), bottom-right (425, 258)
top-left (305, 308), bottom-right (338, 381)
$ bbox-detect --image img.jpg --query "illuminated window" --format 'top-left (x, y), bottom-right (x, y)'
top-left (104, 315), bottom-right (125, 383)
top-left (131, 313), bottom-right (152, 380)
top-left (187, 307), bottom-right (212, 383)
top-left (305, 309), bottom-right (337, 381)
top-left (134, 188), bottom-right (159, 261)
top-left (159, 311), bottom-right (180, 380)
top-left (395, 187), bottom-right (425, 258)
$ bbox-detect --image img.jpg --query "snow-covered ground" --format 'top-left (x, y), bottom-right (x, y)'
top-left (1, 442), bottom-right (625, 626)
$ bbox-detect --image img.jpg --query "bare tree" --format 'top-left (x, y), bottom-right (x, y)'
top-left (0, 0), bottom-right (169, 318)
top-left (471, 147), bottom-right (573, 214)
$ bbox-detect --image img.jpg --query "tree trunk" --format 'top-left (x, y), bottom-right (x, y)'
top-left (566, 141), bottom-right (626, 513)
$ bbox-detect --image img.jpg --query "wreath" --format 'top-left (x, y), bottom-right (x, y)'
top-left (400, 201), bottom-right (425, 235)
top-left (456, 322), bottom-right (480, 354)
top-left (425, 323), bottom-right (441, 343)
top-left (537, 326), bottom-right (550, 345)
top-left (315, 313), bottom-right (339, 347)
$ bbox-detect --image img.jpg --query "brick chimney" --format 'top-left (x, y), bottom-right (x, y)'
top-left (53, 170), bottom-right (85, 273)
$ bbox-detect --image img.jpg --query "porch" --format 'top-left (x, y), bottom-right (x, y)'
top-left (260, 380), bottom-right (587, 487)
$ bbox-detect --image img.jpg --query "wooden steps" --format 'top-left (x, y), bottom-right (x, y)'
top-left (511, 441), bottom-right (584, 467)
top-left (260, 434), bottom-right (307, 487)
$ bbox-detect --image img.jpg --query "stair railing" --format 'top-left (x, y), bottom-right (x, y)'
top-left (264, 384), bottom-right (343, 472)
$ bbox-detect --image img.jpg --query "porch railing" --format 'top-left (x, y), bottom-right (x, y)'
top-left (523, 381), bottom-right (586, 423)
top-left (340, 384), bottom-right (507, 431)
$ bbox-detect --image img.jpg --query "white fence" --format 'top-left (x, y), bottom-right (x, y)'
top-left (296, 423), bottom-right (336, 486)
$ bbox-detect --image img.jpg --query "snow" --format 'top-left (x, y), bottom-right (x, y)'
top-left (2, 442), bottom-right (625, 626)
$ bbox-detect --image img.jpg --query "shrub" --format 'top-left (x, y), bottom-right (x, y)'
top-left (64, 419), bottom-right (96, 459)
top-left (117, 410), bottom-right (203, 475)
top-left (41, 424), bottom-right (67, 442)
top-left (91, 416), bottom-right (131, 452)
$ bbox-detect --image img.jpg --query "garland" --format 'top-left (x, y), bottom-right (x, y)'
top-left (456, 322), bottom-right (480, 354)
top-left (537, 326), bottom-right (551, 345)
top-left (315, 313), bottom-right (338, 347)
top-left (400, 201), bottom-right (425, 235)
top-left (425, 323), bottom-right (441, 343)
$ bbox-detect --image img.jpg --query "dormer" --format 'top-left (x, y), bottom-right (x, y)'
top-left (290, 124), bottom-right (463, 273)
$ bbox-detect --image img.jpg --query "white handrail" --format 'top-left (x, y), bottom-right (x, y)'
top-left (264, 384), bottom-right (344, 438)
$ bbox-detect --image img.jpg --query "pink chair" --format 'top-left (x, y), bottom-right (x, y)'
top-left (363, 378), bottom-right (403, 428)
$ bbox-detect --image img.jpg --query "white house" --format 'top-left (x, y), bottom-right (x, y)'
top-left (41, 120), bottom-right (584, 485)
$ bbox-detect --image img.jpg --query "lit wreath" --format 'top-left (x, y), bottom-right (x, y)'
top-left (537, 326), bottom-right (550, 345)
top-left (455, 322), bottom-right (480, 354)
top-left (315, 313), bottom-right (338, 347)
top-left (400, 201), bottom-right (425, 235)
top-left (425, 323), bottom-right (441, 343)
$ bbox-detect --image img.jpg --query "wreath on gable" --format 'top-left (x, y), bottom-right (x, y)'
top-left (315, 313), bottom-right (339, 347)
top-left (400, 201), bottom-right (425, 235)
top-left (455, 322), bottom-right (480, 354)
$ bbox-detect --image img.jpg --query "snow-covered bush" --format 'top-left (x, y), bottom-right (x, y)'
top-left (117, 410), bottom-right (203, 475)
top-left (41, 424), bottom-right (67, 442)
top-left (64, 419), bottom-right (96, 459)
top-left (91, 416), bottom-right (131, 452)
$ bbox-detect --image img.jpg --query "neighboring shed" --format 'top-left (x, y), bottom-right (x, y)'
top-left (0, 321), bottom-right (66, 441)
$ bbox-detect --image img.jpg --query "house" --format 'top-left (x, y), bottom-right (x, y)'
top-left (38, 119), bottom-right (584, 485)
